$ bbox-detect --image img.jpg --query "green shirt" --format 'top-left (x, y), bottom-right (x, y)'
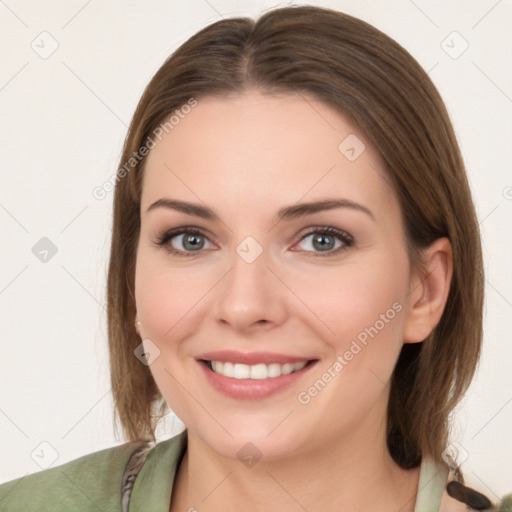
top-left (0, 430), bottom-right (452, 511)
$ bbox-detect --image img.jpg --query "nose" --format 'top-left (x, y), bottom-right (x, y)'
top-left (213, 243), bottom-right (288, 334)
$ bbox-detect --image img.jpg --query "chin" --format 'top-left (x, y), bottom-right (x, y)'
top-left (186, 416), bottom-right (311, 463)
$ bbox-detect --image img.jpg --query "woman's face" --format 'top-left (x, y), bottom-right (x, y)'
top-left (135, 90), bottom-right (416, 460)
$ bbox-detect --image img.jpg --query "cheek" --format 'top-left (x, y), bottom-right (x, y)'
top-left (294, 251), bottom-right (409, 414)
top-left (134, 251), bottom-right (202, 415)
top-left (294, 255), bottom-right (408, 351)
top-left (134, 248), bottom-right (221, 346)
top-left (292, 265), bottom-right (407, 430)
top-left (135, 270), bottom-right (181, 339)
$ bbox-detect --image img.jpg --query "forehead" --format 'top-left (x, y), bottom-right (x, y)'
top-left (141, 90), bottom-right (396, 222)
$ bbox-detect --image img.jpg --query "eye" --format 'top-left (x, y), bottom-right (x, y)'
top-left (292, 226), bottom-right (354, 256)
top-left (153, 227), bottom-right (215, 256)
top-left (153, 225), bottom-right (354, 258)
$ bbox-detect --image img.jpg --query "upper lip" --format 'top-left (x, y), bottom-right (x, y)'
top-left (198, 350), bottom-right (316, 365)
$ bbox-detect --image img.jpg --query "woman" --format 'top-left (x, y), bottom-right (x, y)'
top-left (0, 5), bottom-right (508, 511)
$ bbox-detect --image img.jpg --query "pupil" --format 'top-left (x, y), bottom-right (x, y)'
top-left (184, 234), bottom-right (203, 250)
top-left (314, 234), bottom-right (334, 251)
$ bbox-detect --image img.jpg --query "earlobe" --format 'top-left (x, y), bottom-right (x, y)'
top-left (403, 237), bottom-right (453, 344)
top-left (135, 315), bottom-right (141, 337)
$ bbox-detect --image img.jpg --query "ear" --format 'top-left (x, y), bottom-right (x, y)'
top-left (403, 237), bottom-right (453, 344)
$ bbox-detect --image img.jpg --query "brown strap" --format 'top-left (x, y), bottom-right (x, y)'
top-left (446, 481), bottom-right (493, 510)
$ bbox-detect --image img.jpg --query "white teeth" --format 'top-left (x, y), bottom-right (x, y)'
top-left (267, 363), bottom-right (282, 378)
top-left (250, 364), bottom-right (267, 379)
top-left (208, 360), bottom-right (308, 379)
top-left (281, 363), bottom-right (294, 375)
top-left (233, 363), bottom-right (250, 379)
top-left (223, 361), bottom-right (234, 378)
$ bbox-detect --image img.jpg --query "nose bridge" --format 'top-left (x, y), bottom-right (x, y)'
top-left (214, 234), bottom-right (286, 329)
top-left (225, 235), bottom-right (271, 302)
top-left (232, 239), bottom-right (267, 288)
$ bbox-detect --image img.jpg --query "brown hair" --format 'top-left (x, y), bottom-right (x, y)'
top-left (107, 5), bottom-right (484, 469)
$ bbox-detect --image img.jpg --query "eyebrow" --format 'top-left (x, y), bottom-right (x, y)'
top-left (146, 198), bottom-right (375, 222)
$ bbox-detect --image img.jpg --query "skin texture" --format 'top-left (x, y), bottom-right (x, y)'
top-left (134, 90), bottom-right (453, 511)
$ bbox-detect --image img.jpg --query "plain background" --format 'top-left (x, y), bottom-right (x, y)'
top-left (1, 0), bottom-right (511, 498)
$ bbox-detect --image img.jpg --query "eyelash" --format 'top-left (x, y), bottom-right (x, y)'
top-left (153, 225), bottom-right (354, 258)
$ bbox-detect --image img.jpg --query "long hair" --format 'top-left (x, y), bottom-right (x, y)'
top-left (106, 5), bottom-right (484, 469)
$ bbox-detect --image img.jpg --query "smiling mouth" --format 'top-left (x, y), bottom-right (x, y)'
top-left (200, 359), bottom-right (317, 379)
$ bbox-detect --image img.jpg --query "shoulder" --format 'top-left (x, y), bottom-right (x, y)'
top-left (0, 439), bottom-right (150, 512)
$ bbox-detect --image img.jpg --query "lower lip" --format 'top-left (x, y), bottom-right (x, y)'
top-left (197, 360), bottom-right (317, 400)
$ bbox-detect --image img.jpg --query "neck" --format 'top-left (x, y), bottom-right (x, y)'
top-left (170, 401), bottom-right (420, 512)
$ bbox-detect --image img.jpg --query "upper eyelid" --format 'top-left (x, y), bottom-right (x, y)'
top-left (157, 225), bottom-right (351, 238)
